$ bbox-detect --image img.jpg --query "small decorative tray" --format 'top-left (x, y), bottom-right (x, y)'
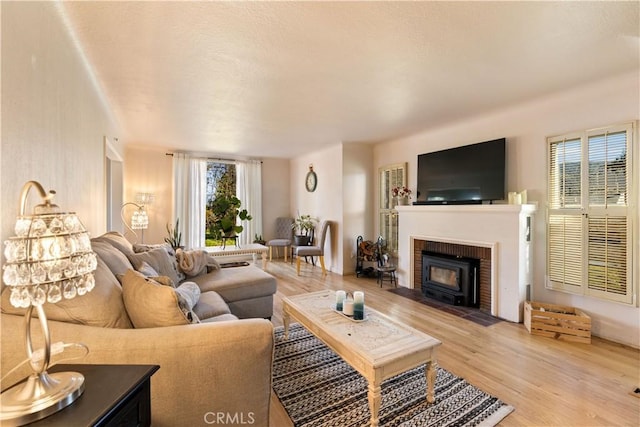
top-left (331, 305), bottom-right (368, 322)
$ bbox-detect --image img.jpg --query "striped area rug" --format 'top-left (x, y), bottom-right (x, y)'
top-left (273, 324), bottom-right (514, 427)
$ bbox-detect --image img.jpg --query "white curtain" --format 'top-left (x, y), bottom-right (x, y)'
top-left (236, 160), bottom-right (262, 246)
top-left (173, 153), bottom-right (207, 249)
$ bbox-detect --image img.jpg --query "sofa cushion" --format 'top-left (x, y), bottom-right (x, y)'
top-left (193, 291), bottom-right (232, 319)
top-left (1, 256), bottom-right (133, 329)
top-left (127, 248), bottom-right (180, 286)
top-left (121, 270), bottom-right (199, 328)
top-left (91, 240), bottom-right (135, 277)
top-left (189, 266), bottom-right (277, 303)
top-left (201, 313), bottom-right (239, 323)
top-left (91, 231), bottom-right (135, 256)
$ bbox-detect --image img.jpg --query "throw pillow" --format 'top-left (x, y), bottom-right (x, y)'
top-left (91, 231), bottom-right (135, 256)
top-left (133, 243), bottom-right (186, 284)
top-left (127, 248), bottom-right (180, 285)
top-left (1, 256), bottom-right (133, 329)
top-left (121, 269), bottom-right (198, 328)
top-left (91, 240), bottom-right (135, 277)
top-left (137, 261), bottom-right (159, 277)
top-left (174, 281), bottom-right (201, 323)
top-left (149, 275), bottom-right (174, 287)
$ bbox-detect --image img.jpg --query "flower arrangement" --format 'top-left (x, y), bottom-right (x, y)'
top-left (392, 186), bottom-right (412, 199)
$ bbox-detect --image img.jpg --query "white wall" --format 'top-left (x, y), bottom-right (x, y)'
top-left (1, 2), bottom-right (121, 244)
top-left (342, 144), bottom-right (375, 274)
top-left (261, 158), bottom-right (290, 241)
top-left (123, 146), bottom-right (173, 244)
top-left (373, 71), bottom-right (640, 347)
top-left (291, 145), bottom-right (343, 273)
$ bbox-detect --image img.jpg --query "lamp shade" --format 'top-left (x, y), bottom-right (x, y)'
top-left (3, 208), bottom-right (96, 308)
top-left (1, 181), bottom-right (97, 425)
top-left (131, 208), bottom-right (149, 230)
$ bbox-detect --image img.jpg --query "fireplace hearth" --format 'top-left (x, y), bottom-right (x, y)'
top-left (421, 252), bottom-right (479, 307)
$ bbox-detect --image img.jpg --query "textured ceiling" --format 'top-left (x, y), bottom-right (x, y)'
top-left (60, 1), bottom-right (639, 159)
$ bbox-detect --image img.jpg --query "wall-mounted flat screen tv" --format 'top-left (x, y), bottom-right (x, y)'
top-left (415, 138), bottom-right (506, 205)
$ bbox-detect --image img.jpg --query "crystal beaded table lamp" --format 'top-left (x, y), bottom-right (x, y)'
top-left (1, 181), bottom-right (97, 425)
top-left (120, 193), bottom-right (152, 243)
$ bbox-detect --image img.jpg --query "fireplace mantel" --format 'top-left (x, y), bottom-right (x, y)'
top-left (396, 203), bottom-right (537, 322)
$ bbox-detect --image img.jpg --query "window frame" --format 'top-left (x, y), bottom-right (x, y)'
top-left (546, 122), bottom-right (635, 305)
top-left (378, 162), bottom-right (407, 255)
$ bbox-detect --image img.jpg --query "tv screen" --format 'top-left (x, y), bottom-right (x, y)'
top-left (415, 138), bottom-right (506, 204)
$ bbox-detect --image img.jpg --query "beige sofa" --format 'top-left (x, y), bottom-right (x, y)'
top-left (1, 232), bottom-right (277, 426)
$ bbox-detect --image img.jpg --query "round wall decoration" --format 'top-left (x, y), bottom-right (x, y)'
top-left (305, 165), bottom-right (317, 192)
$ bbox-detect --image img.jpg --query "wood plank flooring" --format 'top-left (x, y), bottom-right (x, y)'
top-left (264, 259), bottom-right (640, 426)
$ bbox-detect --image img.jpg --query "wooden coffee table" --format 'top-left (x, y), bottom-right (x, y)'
top-left (282, 290), bottom-right (442, 427)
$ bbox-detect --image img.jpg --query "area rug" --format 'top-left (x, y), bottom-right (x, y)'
top-left (273, 324), bottom-right (513, 427)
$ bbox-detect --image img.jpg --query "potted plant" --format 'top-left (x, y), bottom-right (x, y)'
top-left (253, 234), bottom-right (266, 245)
top-left (208, 194), bottom-right (252, 238)
top-left (165, 218), bottom-right (183, 250)
top-left (291, 214), bottom-right (317, 246)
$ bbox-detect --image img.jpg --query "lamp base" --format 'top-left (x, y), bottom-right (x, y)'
top-left (0, 371), bottom-right (85, 426)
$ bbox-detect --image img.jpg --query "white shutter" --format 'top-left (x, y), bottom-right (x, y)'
top-left (378, 163), bottom-right (406, 255)
top-left (587, 215), bottom-right (628, 300)
top-left (547, 123), bottom-right (634, 304)
top-left (547, 136), bottom-right (584, 293)
top-left (547, 214), bottom-right (583, 290)
top-left (585, 127), bottom-right (632, 303)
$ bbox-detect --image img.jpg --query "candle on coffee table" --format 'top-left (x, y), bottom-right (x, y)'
top-left (336, 290), bottom-right (346, 311)
top-left (353, 291), bottom-right (364, 320)
top-left (343, 300), bottom-right (354, 316)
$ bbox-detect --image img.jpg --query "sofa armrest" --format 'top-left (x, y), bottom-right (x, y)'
top-left (1, 314), bottom-right (274, 427)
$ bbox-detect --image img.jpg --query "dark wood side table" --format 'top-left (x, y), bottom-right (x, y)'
top-left (29, 364), bottom-right (159, 426)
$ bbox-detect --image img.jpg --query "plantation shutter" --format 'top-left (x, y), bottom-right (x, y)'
top-left (585, 129), bottom-right (630, 303)
top-left (547, 124), bottom-right (633, 304)
top-left (547, 136), bottom-right (583, 291)
top-left (379, 163), bottom-right (406, 255)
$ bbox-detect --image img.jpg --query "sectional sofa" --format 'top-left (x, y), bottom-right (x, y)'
top-left (1, 232), bottom-right (277, 426)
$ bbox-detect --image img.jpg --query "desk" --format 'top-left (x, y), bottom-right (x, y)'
top-left (27, 364), bottom-right (159, 426)
top-left (204, 243), bottom-right (269, 269)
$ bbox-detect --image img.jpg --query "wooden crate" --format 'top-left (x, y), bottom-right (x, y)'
top-left (524, 301), bottom-right (591, 344)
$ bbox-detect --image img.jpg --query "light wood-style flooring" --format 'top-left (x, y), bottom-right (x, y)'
top-left (264, 259), bottom-right (640, 426)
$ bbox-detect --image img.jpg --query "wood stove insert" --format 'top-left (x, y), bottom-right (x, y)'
top-left (421, 252), bottom-right (479, 307)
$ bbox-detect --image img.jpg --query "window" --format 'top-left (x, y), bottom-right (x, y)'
top-left (547, 123), bottom-right (634, 304)
top-left (379, 163), bottom-right (406, 254)
top-left (205, 161), bottom-right (236, 245)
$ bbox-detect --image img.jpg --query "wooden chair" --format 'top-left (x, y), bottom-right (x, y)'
top-left (294, 221), bottom-right (330, 276)
top-left (375, 236), bottom-right (397, 287)
top-left (266, 217), bottom-right (293, 261)
top-left (290, 226), bottom-right (314, 264)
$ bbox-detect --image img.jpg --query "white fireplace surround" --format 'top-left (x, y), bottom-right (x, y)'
top-left (396, 204), bottom-right (537, 323)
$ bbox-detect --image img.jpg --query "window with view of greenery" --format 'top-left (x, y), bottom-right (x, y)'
top-left (546, 123), bottom-right (634, 304)
top-left (205, 162), bottom-right (236, 246)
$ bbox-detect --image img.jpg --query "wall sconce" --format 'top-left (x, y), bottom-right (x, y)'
top-left (0, 181), bottom-right (97, 424)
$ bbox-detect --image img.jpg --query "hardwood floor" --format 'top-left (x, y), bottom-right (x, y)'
top-left (264, 259), bottom-right (640, 426)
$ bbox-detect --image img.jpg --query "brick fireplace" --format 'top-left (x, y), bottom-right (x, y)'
top-left (397, 204), bottom-right (536, 322)
top-left (413, 239), bottom-right (492, 311)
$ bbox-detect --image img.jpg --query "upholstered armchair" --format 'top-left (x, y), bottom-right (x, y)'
top-left (267, 217), bottom-right (293, 261)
